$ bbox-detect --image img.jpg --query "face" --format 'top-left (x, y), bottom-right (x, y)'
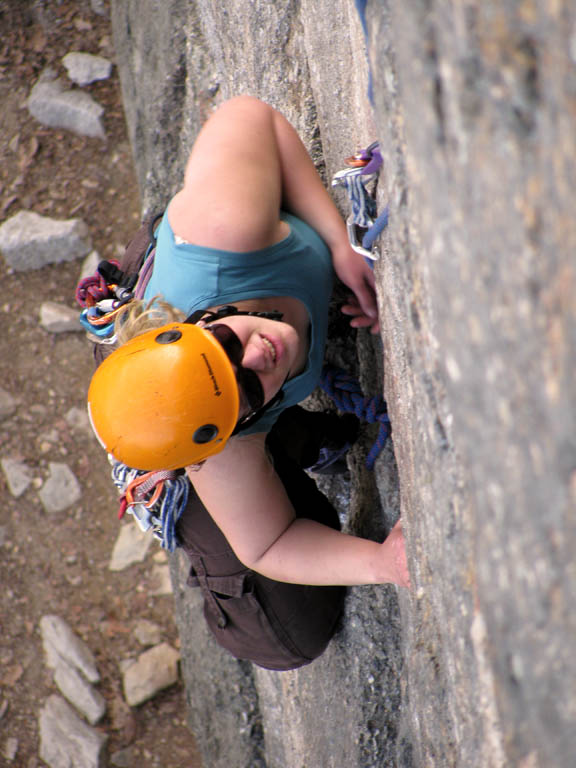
top-left (203, 315), bottom-right (303, 416)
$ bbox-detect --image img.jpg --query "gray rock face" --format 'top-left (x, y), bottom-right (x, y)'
top-left (369, 2), bottom-right (576, 766)
top-left (28, 73), bottom-right (105, 139)
top-left (0, 211), bottom-right (92, 272)
top-left (110, 1), bottom-right (576, 767)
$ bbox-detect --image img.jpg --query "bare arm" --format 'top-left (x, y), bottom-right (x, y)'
top-left (187, 434), bottom-right (409, 588)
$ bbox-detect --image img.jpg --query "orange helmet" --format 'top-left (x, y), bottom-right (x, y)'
top-left (87, 323), bottom-right (240, 470)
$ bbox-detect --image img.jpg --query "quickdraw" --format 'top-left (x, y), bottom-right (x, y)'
top-left (332, 141), bottom-right (389, 262)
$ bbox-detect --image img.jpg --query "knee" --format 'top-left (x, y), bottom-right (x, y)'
top-left (217, 94), bottom-right (273, 119)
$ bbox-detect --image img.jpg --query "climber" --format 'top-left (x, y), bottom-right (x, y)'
top-left (87, 96), bottom-right (409, 670)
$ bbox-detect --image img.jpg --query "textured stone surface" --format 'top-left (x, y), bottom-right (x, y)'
top-left (369, 1), bottom-right (576, 766)
top-left (110, 0), bottom-right (576, 766)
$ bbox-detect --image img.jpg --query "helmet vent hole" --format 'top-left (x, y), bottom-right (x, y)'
top-left (193, 424), bottom-right (219, 444)
top-left (155, 330), bottom-right (182, 344)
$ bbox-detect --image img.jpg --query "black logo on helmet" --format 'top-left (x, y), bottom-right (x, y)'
top-left (200, 353), bottom-right (222, 397)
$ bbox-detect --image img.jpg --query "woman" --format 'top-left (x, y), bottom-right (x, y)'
top-left (88, 96), bottom-right (409, 669)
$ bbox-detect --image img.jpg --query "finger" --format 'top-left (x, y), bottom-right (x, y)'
top-left (353, 282), bottom-right (378, 320)
top-left (349, 316), bottom-right (374, 328)
top-left (340, 304), bottom-right (362, 316)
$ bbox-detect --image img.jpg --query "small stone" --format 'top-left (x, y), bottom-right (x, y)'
top-left (3, 736), bottom-right (18, 762)
top-left (0, 211), bottom-right (92, 272)
top-left (27, 73), bottom-right (105, 139)
top-left (39, 695), bottom-right (107, 768)
top-left (148, 564), bottom-right (172, 596)
top-left (79, 250), bottom-right (100, 281)
top-left (122, 643), bottom-right (180, 707)
top-left (65, 407), bottom-right (92, 436)
top-left (118, 658), bottom-right (136, 675)
top-left (91, 0), bottom-right (107, 16)
top-left (110, 747), bottom-right (134, 768)
top-left (109, 524), bottom-right (152, 572)
top-left (38, 463), bottom-right (81, 514)
top-left (62, 52), bottom-right (112, 87)
top-left (1, 457), bottom-right (33, 498)
top-left (53, 659), bottom-right (106, 725)
top-left (40, 615), bottom-right (100, 684)
top-left (0, 388), bottom-right (17, 420)
top-left (133, 619), bottom-right (162, 647)
top-left (40, 302), bottom-right (81, 333)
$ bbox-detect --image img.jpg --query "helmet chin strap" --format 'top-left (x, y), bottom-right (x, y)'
top-left (184, 305), bottom-right (287, 434)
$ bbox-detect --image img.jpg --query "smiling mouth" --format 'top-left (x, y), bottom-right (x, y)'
top-left (261, 336), bottom-right (277, 364)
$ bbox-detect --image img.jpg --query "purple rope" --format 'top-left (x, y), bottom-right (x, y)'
top-left (320, 365), bottom-right (390, 470)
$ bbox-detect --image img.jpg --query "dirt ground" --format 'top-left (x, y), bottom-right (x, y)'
top-left (0, 2), bottom-right (203, 766)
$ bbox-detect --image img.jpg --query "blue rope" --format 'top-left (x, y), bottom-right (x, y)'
top-left (157, 475), bottom-right (189, 552)
top-left (320, 365), bottom-right (390, 470)
top-left (362, 205), bottom-right (389, 250)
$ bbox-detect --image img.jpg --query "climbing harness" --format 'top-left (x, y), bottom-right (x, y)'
top-left (332, 141), bottom-right (389, 262)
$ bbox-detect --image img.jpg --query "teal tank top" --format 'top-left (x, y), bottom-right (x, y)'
top-left (144, 211), bottom-right (333, 433)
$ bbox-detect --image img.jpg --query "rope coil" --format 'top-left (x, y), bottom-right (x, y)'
top-left (320, 365), bottom-right (390, 470)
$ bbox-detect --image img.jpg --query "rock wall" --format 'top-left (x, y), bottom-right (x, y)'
top-left (110, 1), bottom-right (576, 766)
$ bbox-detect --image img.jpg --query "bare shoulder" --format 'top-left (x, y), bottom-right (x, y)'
top-left (187, 432), bottom-right (275, 503)
top-left (186, 432), bottom-right (296, 567)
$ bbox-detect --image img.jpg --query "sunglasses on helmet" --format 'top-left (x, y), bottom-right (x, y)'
top-left (204, 323), bottom-right (265, 417)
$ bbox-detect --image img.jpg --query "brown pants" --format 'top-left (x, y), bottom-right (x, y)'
top-left (176, 407), bottom-right (347, 671)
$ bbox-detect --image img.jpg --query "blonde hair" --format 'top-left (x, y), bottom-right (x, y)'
top-left (114, 297), bottom-right (186, 346)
